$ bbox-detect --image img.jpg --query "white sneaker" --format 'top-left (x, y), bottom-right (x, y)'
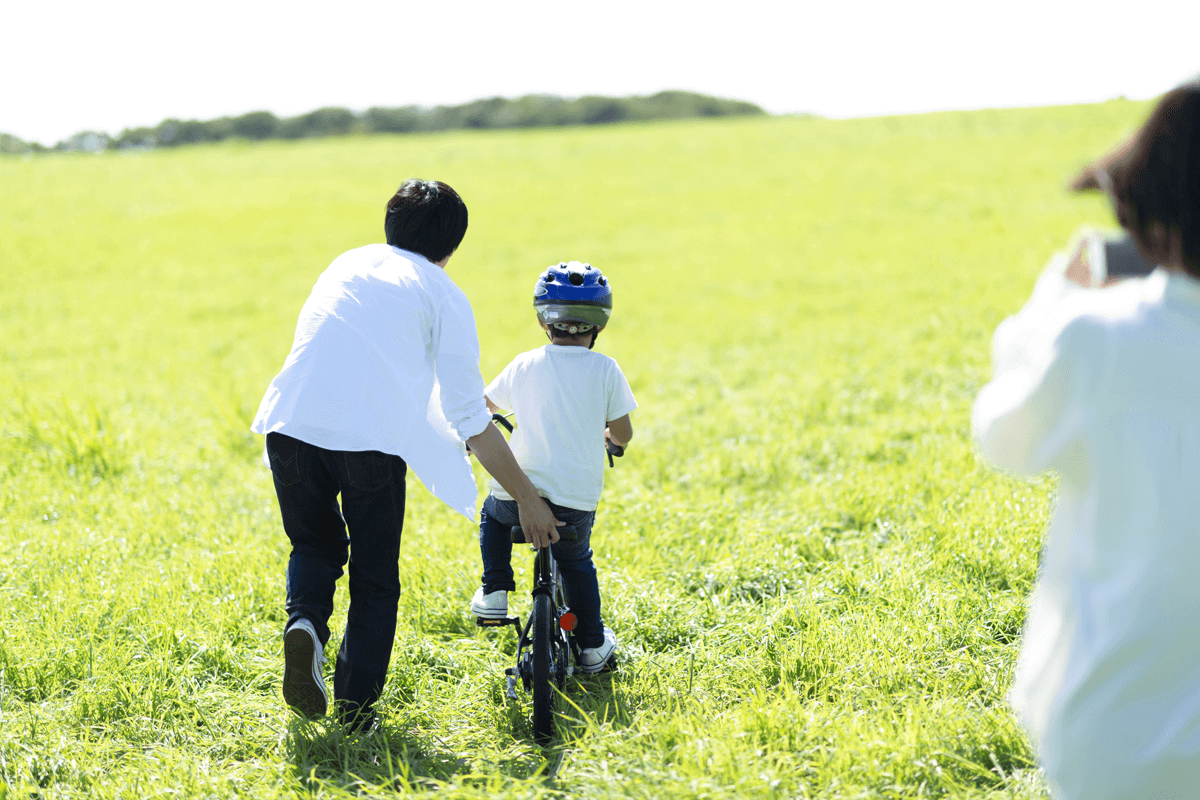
top-left (578, 626), bottom-right (617, 674)
top-left (282, 618), bottom-right (328, 718)
top-left (470, 588), bottom-right (508, 619)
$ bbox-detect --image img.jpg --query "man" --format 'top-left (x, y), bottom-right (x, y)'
top-left (251, 179), bottom-right (560, 732)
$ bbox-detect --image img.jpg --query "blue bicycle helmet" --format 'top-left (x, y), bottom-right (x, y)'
top-left (533, 261), bottom-right (612, 334)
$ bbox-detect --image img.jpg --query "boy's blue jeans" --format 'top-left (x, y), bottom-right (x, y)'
top-left (478, 494), bottom-right (604, 650)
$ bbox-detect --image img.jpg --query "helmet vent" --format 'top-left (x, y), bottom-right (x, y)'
top-left (569, 272), bottom-right (585, 286)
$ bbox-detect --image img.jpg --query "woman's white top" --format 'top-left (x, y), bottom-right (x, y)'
top-left (973, 257), bottom-right (1200, 799)
top-left (252, 244), bottom-right (492, 521)
top-left (485, 344), bottom-right (637, 511)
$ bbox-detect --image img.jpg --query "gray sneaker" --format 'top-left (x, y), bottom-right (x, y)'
top-left (283, 618), bottom-right (328, 718)
top-left (578, 626), bottom-right (617, 674)
top-left (470, 588), bottom-right (508, 619)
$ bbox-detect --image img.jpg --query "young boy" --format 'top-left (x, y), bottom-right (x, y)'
top-left (470, 261), bottom-right (637, 671)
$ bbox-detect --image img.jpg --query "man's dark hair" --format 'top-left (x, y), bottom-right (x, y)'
top-left (384, 179), bottom-right (468, 263)
top-left (1110, 82), bottom-right (1200, 277)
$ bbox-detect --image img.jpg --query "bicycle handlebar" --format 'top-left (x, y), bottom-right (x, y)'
top-left (605, 438), bottom-right (625, 467)
top-left (490, 412), bottom-right (625, 468)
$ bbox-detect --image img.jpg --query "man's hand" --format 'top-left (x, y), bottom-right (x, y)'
top-left (467, 422), bottom-right (562, 549)
top-left (519, 499), bottom-right (562, 549)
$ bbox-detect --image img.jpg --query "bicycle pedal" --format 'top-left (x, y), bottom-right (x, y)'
top-left (476, 615), bottom-right (519, 628)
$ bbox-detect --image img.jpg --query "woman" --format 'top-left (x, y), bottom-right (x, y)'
top-left (973, 84), bottom-right (1200, 799)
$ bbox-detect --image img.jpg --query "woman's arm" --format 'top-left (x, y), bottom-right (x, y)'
top-left (972, 334), bottom-right (1077, 475)
top-left (972, 260), bottom-right (1093, 476)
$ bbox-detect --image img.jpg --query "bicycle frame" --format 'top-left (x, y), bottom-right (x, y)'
top-left (475, 411), bottom-right (621, 743)
top-left (508, 526), bottom-right (577, 686)
top-left (473, 522), bottom-right (577, 744)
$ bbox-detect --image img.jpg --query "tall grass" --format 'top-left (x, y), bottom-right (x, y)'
top-left (0, 100), bottom-right (1143, 797)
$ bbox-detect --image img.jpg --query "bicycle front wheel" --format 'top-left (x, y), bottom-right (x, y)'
top-left (530, 592), bottom-right (557, 744)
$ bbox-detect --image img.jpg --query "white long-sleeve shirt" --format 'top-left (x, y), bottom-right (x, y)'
top-left (973, 258), bottom-right (1200, 799)
top-left (251, 244), bottom-right (492, 521)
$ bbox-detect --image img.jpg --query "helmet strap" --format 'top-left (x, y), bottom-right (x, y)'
top-left (542, 326), bottom-right (600, 349)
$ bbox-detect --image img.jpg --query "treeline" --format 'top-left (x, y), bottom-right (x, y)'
top-left (1, 91), bottom-right (766, 155)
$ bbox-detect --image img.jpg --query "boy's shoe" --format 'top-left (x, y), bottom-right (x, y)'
top-left (282, 618), bottom-right (328, 718)
top-left (470, 588), bottom-right (509, 619)
top-left (578, 626), bottom-right (617, 674)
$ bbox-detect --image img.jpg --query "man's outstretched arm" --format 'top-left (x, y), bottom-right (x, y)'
top-left (467, 422), bottom-right (562, 548)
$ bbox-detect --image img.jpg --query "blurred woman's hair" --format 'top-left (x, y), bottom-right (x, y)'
top-left (1110, 82), bottom-right (1200, 277)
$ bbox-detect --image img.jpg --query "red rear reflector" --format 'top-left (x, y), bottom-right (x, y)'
top-left (559, 612), bottom-right (578, 631)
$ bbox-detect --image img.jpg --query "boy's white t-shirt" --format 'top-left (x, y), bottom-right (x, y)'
top-left (486, 344), bottom-right (637, 511)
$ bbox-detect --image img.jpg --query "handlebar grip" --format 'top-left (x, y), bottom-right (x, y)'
top-left (605, 438), bottom-right (625, 467)
top-left (510, 525), bottom-right (577, 543)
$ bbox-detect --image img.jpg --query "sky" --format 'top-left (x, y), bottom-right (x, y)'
top-left (2, 0), bottom-right (1198, 146)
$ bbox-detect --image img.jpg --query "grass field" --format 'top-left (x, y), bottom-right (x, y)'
top-left (0, 100), bottom-right (1147, 798)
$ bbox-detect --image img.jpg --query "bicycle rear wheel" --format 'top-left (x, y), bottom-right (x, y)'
top-left (530, 592), bottom-right (556, 744)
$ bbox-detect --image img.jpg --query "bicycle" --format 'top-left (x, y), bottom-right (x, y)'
top-left (475, 413), bottom-right (622, 744)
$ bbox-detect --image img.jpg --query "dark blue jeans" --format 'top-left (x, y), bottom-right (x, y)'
top-left (266, 431), bottom-right (406, 721)
top-left (478, 494), bottom-right (604, 650)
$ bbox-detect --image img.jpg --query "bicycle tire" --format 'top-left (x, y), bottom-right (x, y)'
top-left (530, 592), bottom-right (556, 744)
